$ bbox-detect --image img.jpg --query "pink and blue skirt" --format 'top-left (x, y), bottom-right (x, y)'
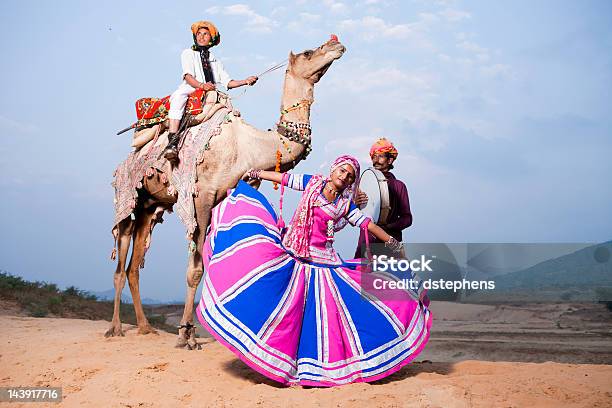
top-left (196, 181), bottom-right (432, 386)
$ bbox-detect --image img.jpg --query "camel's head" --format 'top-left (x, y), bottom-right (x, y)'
top-left (288, 35), bottom-right (346, 84)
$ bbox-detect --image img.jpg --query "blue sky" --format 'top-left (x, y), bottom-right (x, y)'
top-left (1, 0), bottom-right (610, 301)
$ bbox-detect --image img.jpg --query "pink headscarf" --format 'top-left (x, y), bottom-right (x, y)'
top-left (283, 155), bottom-right (361, 259)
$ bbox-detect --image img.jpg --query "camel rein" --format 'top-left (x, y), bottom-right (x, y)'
top-left (229, 59), bottom-right (288, 100)
top-left (230, 59), bottom-right (313, 165)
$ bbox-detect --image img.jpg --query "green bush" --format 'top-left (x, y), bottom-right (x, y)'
top-left (41, 282), bottom-right (59, 293)
top-left (48, 296), bottom-right (63, 314)
top-left (63, 286), bottom-right (80, 297)
top-left (0, 272), bottom-right (32, 290)
top-left (30, 306), bottom-right (48, 318)
top-left (0, 271), bottom-right (177, 333)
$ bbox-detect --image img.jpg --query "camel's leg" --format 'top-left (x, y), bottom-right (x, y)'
top-left (125, 206), bottom-right (159, 335)
top-left (105, 217), bottom-right (134, 337)
top-left (176, 192), bottom-right (215, 349)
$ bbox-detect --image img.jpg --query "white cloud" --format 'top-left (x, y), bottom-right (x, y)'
top-left (299, 12), bottom-right (321, 22)
top-left (337, 13), bottom-right (440, 48)
top-left (432, 0), bottom-right (456, 6)
top-left (317, 56), bottom-right (440, 130)
top-left (205, 4), bottom-right (278, 33)
top-left (457, 40), bottom-right (491, 63)
top-left (480, 63), bottom-right (513, 79)
top-left (325, 57), bottom-right (435, 95)
top-left (438, 8), bottom-right (471, 22)
top-left (455, 32), bottom-right (470, 41)
top-left (418, 12), bottom-right (440, 23)
top-left (270, 6), bottom-right (287, 18)
top-left (360, 0), bottom-right (393, 9)
top-left (323, 0), bottom-right (350, 14)
top-left (324, 136), bottom-right (373, 163)
top-left (458, 40), bottom-right (487, 54)
top-left (0, 115), bottom-right (38, 135)
top-left (287, 12), bottom-right (322, 33)
top-left (351, 67), bottom-right (431, 93)
top-left (338, 16), bottom-right (415, 41)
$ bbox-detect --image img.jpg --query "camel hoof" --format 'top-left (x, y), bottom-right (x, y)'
top-left (187, 337), bottom-right (201, 350)
top-left (175, 331), bottom-right (191, 349)
top-left (174, 340), bottom-right (202, 350)
top-left (104, 326), bottom-right (125, 338)
top-left (176, 326), bottom-right (200, 350)
top-left (138, 325), bottom-right (158, 335)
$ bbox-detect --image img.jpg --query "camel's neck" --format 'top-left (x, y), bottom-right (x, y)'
top-left (233, 72), bottom-right (315, 175)
top-left (279, 73), bottom-right (314, 124)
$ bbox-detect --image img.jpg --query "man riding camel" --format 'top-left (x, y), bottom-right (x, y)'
top-left (354, 138), bottom-right (413, 257)
top-left (163, 21), bottom-right (259, 162)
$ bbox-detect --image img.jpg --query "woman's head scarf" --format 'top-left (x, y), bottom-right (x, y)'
top-left (283, 155), bottom-right (361, 258)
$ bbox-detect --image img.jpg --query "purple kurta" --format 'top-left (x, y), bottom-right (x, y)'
top-left (354, 171), bottom-right (412, 258)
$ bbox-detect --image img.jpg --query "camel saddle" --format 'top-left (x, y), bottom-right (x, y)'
top-left (132, 90), bottom-right (233, 149)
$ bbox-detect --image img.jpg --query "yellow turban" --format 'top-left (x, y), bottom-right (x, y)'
top-left (191, 21), bottom-right (220, 47)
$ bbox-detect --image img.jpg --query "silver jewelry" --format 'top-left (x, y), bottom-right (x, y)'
top-left (384, 237), bottom-right (403, 253)
top-left (324, 183), bottom-right (339, 197)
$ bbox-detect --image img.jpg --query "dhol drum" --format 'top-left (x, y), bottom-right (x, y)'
top-left (358, 167), bottom-right (391, 225)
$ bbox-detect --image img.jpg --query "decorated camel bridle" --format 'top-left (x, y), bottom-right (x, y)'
top-left (277, 99), bottom-right (313, 155)
top-left (273, 99), bottom-right (313, 189)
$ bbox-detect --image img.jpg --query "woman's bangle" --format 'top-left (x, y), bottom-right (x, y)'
top-left (200, 82), bottom-right (205, 89)
top-left (248, 169), bottom-right (262, 180)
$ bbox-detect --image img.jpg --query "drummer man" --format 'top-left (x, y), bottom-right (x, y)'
top-left (354, 138), bottom-right (413, 258)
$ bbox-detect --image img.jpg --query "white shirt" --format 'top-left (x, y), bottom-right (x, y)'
top-left (180, 48), bottom-right (232, 90)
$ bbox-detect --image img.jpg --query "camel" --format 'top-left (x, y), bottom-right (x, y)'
top-left (105, 38), bottom-right (346, 349)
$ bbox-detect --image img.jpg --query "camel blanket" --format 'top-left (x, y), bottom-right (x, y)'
top-left (112, 107), bottom-right (230, 235)
top-left (134, 89), bottom-right (207, 128)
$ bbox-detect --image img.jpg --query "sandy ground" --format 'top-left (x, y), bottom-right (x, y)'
top-left (421, 301), bottom-right (612, 364)
top-left (1, 306), bottom-right (612, 407)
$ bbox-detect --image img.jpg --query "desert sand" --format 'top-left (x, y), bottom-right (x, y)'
top-left (1, 302), bottom-right (611, 407)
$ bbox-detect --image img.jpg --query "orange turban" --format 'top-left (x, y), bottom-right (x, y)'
top-left (369, 138), bottom-right (398, 158)
top-left (191, 21), bottom-right (220, 47)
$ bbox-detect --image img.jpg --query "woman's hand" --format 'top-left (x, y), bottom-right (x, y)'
top-left (355, 189), bottom-right (369, 208)
top-left (367, 222), bottom-right (404, 254)
top-left (243, 168), bottom-right (261, 181)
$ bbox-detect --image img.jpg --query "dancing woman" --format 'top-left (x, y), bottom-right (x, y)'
top-left (196, 155), bottom-right (431, 386)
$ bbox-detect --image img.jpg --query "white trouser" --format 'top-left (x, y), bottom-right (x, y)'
top-left (168, 83), bottom-right (196, 120)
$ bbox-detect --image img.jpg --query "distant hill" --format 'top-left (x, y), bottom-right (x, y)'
top-left (464, 241), bottom-right (612, 302)
top-left (494, 241), bottom-right (612, 289)
top-left (89, 289), bottom-right (183, 305)
top-left (89, 289), bottom-right (131, 303)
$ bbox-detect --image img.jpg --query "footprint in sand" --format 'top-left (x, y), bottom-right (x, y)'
top-left (145, 362), bottom-right (169, 372)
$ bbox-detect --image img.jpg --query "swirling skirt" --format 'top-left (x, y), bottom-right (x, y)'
top-left (196, 181), bottom-right (432, 386)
